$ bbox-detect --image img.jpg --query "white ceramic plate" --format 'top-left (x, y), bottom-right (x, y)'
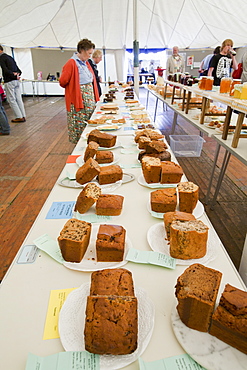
top-left (147, 197), bottom-right (204, 219)
top-left (76, 154), bottom-right (120, 167)
top-left (138, 174), bottom-right (186, 189)
top-left (59, 283), bottom-right (155, 370)
top-left (171, 304), bottom-right (247, 370)
top-left (58, 178), bottom-right (122, 192)
top-left (63, 223), bottom-right (131, 272)
top-left (146, 222), bottom-right (217, 265)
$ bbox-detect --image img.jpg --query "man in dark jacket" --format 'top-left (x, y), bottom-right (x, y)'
top-left (0, 45), bottom-right (26, 122)
top-left (88, 50), bottom-right (102, 96)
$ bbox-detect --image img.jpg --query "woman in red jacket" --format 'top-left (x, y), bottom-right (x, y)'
top-left (60, 38), bottom-right (99, 144)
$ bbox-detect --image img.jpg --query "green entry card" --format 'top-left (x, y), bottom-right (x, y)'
top-left (139, 354), bottom-right (206, 370)
top-left (25, 352), bottom-right (99, 370)
top-left (126, 248), bottom-right (176, 269)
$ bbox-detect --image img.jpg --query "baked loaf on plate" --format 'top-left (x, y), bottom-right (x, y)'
top-left (84, 295), bottom-right (138, 355)
top-left (95, 150), bottom-right (113, 164)
top-left (170, 219), bottom-right (208, 259)
top-left (57, 218), bottom-right (91, 262)
top-left (175, 263), bottom-right (222, 332)
top-left (84, 141), bottom-right (99, 162)
top-left (150, 188), bottom-right (177, 213)
top-left (138, 150), bottom-right (171, 163)
top-left (90, 268), bottom-right (135, 296)
top-left (96, 224), bottom-right (126, 262)
top-left (141, 156), bottom-right (161, 183)
top-left (164, 211), bottom-right (196, 240)
top-left (160, 161), bottom-right (183, 184)
top-left (87, 129), bottom-right (117, 148)
top-left (96, 194), bottom-right (124, 216)
top-left (138, 136), bottom-right (151, 150)
top-left (97, 164), bottom-right (123, 185)
top-left (74, 183), bottom-right (101, 214)
top-left (209, 284), bottom-right (247, 354)
top-left (145, 140), bottom-right (168, 154)
top-left (76, 158), bottom-right (101, 185)
top-left (178, 182), bottom-right (199, 213)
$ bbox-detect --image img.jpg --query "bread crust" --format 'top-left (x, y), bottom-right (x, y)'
top-left (96, 194), bottom-right (124, 216)
top-left (170, 220), bottom-right (208, 259)
top-left (178, 182), bottom-right (199, 213)
top-left (151, 188), bottom-right (177, 213)
top-left (74, 183), bottom-right (101, 214)
top-left (160, 161), bottom-right (183, 184)
top-left (175, 263), bottom-right (222, 332)
top-left (164, 211), bottom-right (196, 240)
top-left (58, 219), bottom-right (92, 262)
top-left (97, 165), bottom-right (123, 185)
top-left (96, 224), bottom-right (126, 262)
top-left (76, 158), bottom-right (101, 185)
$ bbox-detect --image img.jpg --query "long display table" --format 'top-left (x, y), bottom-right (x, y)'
top-left (0, 89), bottom-right (246, 370)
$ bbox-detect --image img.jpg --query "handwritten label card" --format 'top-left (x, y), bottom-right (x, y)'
top-left (139, 354), bottom-right (206, 370)
top-left (25, 352), bottom-right (99, 370)
top-left (46, 201), bottom-right (75, 219)
top-left (126, 248), bottom-right (176, 269)
top-left (33, 234), bottom-right (64, 264)
top-left (43, 288), bottom-right (76, 340)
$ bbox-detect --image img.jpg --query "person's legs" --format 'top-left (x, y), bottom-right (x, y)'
top-left (0, 99), bottom-right (10, 134)
top-left (14, 81), bottom-right (26, 118)
top-left (4, 80), bottom-right (23, 118)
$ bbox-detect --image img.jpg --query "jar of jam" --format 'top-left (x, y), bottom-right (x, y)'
top-left (233, 84), bottom-right (243, 99)
top-left (220, 77), bottom-right (232, 94)
top-left (198, 76), bottom-right (207, 90)
top-left (230, 79), bottom-right (241, 96)
top-left (204, 76), bottom-right (214, 90)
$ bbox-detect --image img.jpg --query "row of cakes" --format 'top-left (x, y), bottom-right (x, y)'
top-left (133, 125), bottom-right (247, 356)
top-left (57, 89), bottom-right (247, 361)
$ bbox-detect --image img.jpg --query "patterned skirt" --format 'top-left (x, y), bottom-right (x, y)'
top-left (67, 83), bottom-right (95, 144)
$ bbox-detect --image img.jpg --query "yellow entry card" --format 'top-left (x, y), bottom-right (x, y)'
top-left (43, 288), bottom-right (76, 340)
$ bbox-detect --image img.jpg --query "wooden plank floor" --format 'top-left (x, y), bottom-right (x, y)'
top-left (139, 88), bottom-right (247, 270)
top-left (0, 91), bottom-right (246, 281)
top-left (0, 96), bottom-right (75, 280)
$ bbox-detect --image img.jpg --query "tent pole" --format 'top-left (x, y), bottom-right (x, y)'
top-left (133, 0), bottom-right (139, 98)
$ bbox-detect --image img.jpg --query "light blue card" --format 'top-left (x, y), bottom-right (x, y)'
top-left (120, 163), bottom-right (141, 169)
top-left (46, 201), bottom-right (75, 219)
top-left (25, 351), bottom-right (100, 370)
top-left (139, 354), bottom-right (206, 370)
top-left (73, 212), bottom-right (112, 223)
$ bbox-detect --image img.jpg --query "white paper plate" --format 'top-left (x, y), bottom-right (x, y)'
top-left (147, 197), bottom-right (204, 219)
top-left (59, 283), bottom-right (155, 370)
top-left (171, 304), bottom-right (247, 370)
top-left (63, 223), bottom-right (131, 271)
top-left (147, 222), bottom-right (217, 265)
top-left (138, 174), bottom-right (186, 189)
top-left (76, 154), bottom-right (120, 167)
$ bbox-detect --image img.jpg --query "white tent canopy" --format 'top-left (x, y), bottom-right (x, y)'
top-left (1, 0), bottom-right (247, 50)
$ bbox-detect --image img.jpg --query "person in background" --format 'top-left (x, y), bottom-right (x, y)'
top-left (198, 46), bottom-right (220, 76)
top-left (88, 49), bottom-right (103, 97)
top-left (166, 46), bottom-right (185, 75)
top-left (59, 38), bottom-right (100, 144)
top-left (149, 60), bottom-right (155, 83)
top-left (241, 51), bottom-right (247, 83)
top-left (208, 39), bottom-right (238, 86)
top-left (0, 45), bottom-right (26, 123)
top-left (0, 97), bottom-right (10, 135)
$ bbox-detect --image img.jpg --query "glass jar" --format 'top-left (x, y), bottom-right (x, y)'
top-left (204, 76), bottom-right (214, 90)
top-left (233, 84), bottom-right (243, 99)
top-left (240, 83), bottom-right (247, 100)
top-left (198, 76), bottom-right (207, 90)
top-left (220, 77), bottom-right (232, 94)
top-left (230, 79), bottom-right (242, 96)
